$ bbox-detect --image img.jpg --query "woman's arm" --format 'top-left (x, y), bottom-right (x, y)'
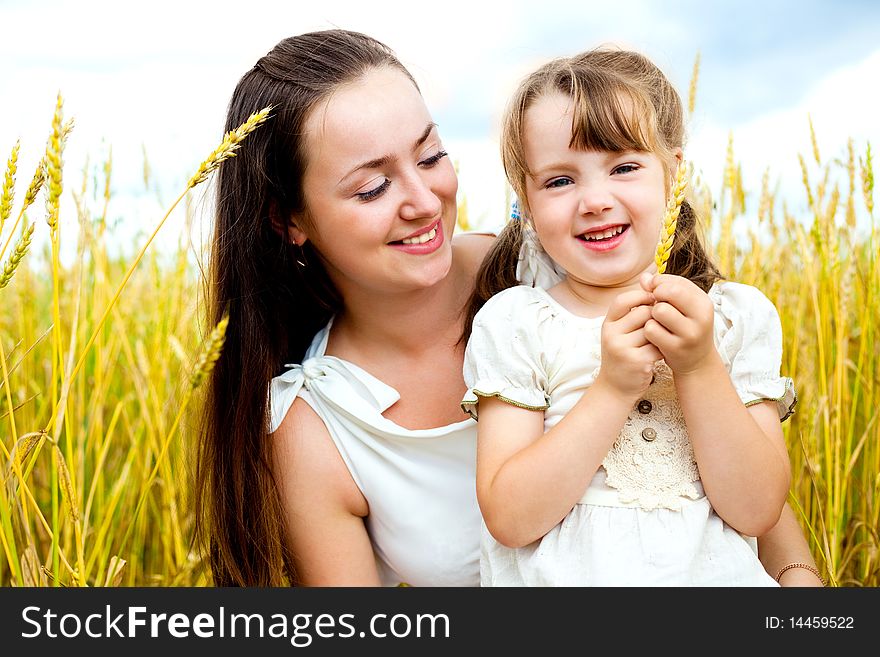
top-left (272, 397), bottom-right (381, 586)
top-left (758, 502), bottom-right (825, 586)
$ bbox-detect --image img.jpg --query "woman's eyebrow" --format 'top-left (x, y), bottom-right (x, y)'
top-left (413, 122), bottom-right (437, 148)
top-left (339, 123), bottom-right (438, 185)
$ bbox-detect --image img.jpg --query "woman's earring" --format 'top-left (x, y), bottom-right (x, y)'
top-left (294, 243), bottom-right (307, 268)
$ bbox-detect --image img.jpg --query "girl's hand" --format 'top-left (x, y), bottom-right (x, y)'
top-left (598, 288), bottom-right (664, 399)
top-left (640, 272), bottom-right (715, 374)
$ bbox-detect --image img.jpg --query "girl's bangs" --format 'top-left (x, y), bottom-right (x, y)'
top-left (568, 81), bottom-right (658, 154)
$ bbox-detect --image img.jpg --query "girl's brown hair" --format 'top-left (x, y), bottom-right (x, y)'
top-left (464, 48), bottom-right (721, 339)
top-left (194, 29), bottom-right (416, 586)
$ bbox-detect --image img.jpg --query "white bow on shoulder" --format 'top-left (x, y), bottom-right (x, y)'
top-left (512, 198), bottom-right (566, 289)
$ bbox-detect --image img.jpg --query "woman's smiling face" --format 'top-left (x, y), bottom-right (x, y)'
top-left (522, 91), bottom-right (670, 291)
top-left (293, 66), bottom-right (458, 298)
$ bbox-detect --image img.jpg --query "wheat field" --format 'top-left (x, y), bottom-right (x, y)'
top-left (0, 90), bottom-right (877, 587)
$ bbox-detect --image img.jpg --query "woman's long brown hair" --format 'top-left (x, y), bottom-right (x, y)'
top-left (463, 49), bottom-right (722, 342)
top-left (194, 30), bottom-right (416, 586)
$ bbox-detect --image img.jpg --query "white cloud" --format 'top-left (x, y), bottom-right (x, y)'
top-left (688, 48), bottom-right (880, 232)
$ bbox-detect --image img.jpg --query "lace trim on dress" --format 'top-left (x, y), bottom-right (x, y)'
top-left (601, 360), bottom-right (702, 510)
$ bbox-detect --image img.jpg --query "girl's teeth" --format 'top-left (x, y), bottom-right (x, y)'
top-left (584, 226), bottom-right (624, 241)
top-left (402, 227), bottom-right (437, 245)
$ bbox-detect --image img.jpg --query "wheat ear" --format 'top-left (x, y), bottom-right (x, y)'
top-left (187, 107), bottom-right (272, 189)
top-left (1, 140), bottom-right (20, 231)
top-left (0, 222), bottom-right (35, 289)
top-left (687, 52), bottom-right (700, 116)
top-left (655, 160), bottom-right (688, 274)
top-left (190, 314), bottom-right (230, 390)
top-left (45, 94), bottom-right (65, 231)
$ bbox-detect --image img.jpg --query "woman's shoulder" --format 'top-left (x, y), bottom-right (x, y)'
top-left (272, 396), bottom-right (368, 517)
top-left (452, 231), bottom-right (495, 278)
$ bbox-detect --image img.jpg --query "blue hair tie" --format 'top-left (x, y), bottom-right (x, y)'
top-left (510, 198), bottom-right (523, 222)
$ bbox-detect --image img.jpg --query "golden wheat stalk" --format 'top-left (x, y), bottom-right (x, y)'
top-left (189, 313), bottom-right (229, 390)
top-left (45, 94), bottom-right (66, 232)
top-left (846, 139), bottom-right (857, 229)
top-left (688, 52), bottom-right (701, 116)
top-left (9, 431), bottom-right (46, 474)
top-left (862, 142), bottom-right (874, 215)
top-left (103, 147), bottom-right (112, 204)
top-left (0, 222), bottom-right (35, 289)
top-left (723, 133), bottom-right (736, 194)
top-left (655, 160), bottom-right (688, 274)
top-left (43, 108), bottom-right (270, 438)
top-left (187, 106), bottom-right (272, 188)
top-left (23, 159), bottom-right (46, 211)
top-left (53, 445), bottom-right (79, 524)
top-left (808, 114), bottom-right (821, 166)
top-left (1, 140), bottom-right (20, 231)
top-left (757, 168), bottom-right (772, 225)
top-left (118, 313), bottom-right (230, 558)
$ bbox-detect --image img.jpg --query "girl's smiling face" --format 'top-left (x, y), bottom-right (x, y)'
top-left (522, 91), bottom-right (671, 291)
top-left (292, 66), bottom-right (458, 298)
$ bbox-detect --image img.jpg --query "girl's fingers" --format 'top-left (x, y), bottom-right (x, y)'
top-left (606, 289), bottom-right (656, 323)
top-left (650, 275), bottom-right (706, 320)
top-left (616, 327), bottom-right (647, 348)
top-left (638, 342), bottom-right (664, 363)
top-left (643, 317), bottom-right (677, 351)
top-left (615, 305), bottom-right (654, 334)
top-left (650, 301), bottom-right (689, 335)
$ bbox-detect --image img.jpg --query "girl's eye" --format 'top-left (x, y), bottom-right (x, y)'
top-left (419, 150), bottom-right (448, 168)
top-left (612, 163), bottom-right (640, 175)
top-left (356, 178), bottom-right (391, 202)
top-left (545, 177), bottom-right (573, 189)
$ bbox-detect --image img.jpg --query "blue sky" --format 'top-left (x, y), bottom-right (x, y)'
top-left (1, 0), bottom-right (878, 250)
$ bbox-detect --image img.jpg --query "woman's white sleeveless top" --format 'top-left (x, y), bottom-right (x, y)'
top-left (268, 319), bottom-right (480, 586)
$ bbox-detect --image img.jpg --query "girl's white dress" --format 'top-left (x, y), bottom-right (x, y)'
top-left (462, 282), bottom-right (796, 586)
top-left (269, 319), bottom-right (481, 587)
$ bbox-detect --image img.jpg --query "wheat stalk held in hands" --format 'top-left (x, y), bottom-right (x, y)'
top-left (655, 160), bottom-right (688, 274)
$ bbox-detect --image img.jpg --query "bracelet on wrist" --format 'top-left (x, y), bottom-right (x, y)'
top-left (774, 562), bottom-right (826, 586)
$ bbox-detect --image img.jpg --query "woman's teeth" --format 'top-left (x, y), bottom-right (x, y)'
top-left (582, 226), bottom-right (625, 241)
top-left (401, 227), bottom-right (437, 245)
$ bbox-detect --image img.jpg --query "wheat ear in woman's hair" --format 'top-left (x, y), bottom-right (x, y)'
top-left (654, 160), bottom-right (689, 274)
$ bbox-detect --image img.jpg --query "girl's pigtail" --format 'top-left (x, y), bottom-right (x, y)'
top-left (665, 199), bottom-right (723, 292)
top-left (460, 217), bottom-right (525, 343)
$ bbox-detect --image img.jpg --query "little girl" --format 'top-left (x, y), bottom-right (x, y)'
top-left (461, 49), bottom-right (797, 586)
